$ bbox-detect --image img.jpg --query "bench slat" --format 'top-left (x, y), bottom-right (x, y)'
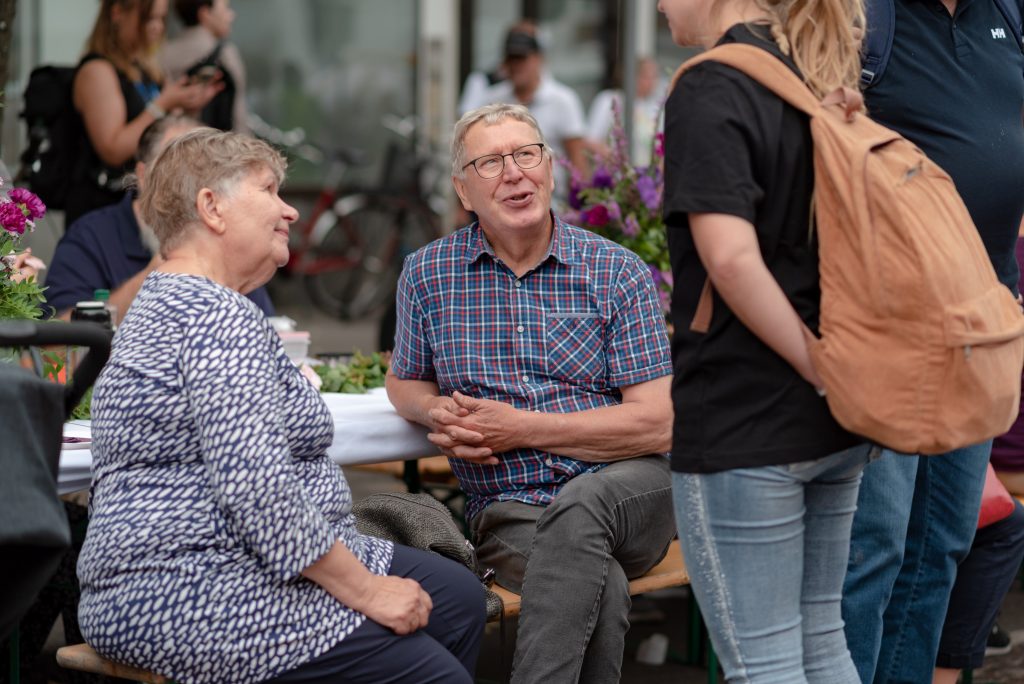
top-left (56, 643), bottom-right (169, 683)
top-left (490, 539), bottom-right (688, 620)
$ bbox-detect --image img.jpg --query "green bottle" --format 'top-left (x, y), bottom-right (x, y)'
top-left (92, 288), bottom-right (117, 329)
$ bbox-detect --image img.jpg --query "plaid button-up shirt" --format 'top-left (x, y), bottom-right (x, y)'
top-left (391, 217), bottom-right (672, 520)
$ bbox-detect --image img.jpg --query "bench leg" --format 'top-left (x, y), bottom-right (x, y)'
top-left (707, 641), bottom-right (718, 684)
top-left (6, 625), bottom-right (19, 684)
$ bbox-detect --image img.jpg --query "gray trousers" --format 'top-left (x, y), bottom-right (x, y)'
top-left (470, 455), bottom-right (675, 684)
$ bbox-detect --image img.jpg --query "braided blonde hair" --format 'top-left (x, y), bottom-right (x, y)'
top-left (758, 0), bottom-right (865, 97)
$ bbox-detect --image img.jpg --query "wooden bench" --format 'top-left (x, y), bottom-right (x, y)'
top-left (489, 538), bottom-right (689, 619)
top-left (55, 541), bottom-right (691, 682)
top-left (56, 643), bottom-right (170, 683)
top-left (349, 455), bottom-right (454, 480)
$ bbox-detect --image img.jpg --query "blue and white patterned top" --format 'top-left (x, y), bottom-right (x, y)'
top-left (77, 272), bottom-right (394, 684)
top-left (391, 217), bottom-right (672, 520)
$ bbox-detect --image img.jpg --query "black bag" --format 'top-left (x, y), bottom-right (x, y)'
top-left (0, 320), bottom-right (112, 641)
top-left (185, 41), bottom-right (236, 131)
top-left (17, 65), bottom-right (79, 210)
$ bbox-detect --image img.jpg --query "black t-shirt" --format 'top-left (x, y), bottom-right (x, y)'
top-left (66, 53), bottom-right (157, 226)
top-left (864, 0), bottom-right (1024, 292)
top-left (663, 24), bottom-right (862, 473)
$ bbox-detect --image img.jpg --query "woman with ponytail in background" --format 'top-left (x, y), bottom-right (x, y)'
top-left (658, 0), bottom-right (870, 680)
top-left (68, 0), bottom-right (218, 225)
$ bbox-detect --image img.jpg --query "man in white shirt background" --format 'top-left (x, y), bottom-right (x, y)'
top-left (473, 23), bottom-right (588, 194)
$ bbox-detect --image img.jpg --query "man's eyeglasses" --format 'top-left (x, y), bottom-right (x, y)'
top-left (462, 143), bottom-right (546, 179)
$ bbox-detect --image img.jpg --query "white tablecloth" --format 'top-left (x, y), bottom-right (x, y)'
top-left (58, 388), bottom-right (433, 495)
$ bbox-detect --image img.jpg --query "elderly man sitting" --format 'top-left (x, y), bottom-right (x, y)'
top-left (386, 103), bottom-right (675, 684)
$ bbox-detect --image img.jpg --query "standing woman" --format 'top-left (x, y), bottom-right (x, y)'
top-left (659, 0), bottom-right (870, 681)
top-left (68, 0), bottom-right (217, 225)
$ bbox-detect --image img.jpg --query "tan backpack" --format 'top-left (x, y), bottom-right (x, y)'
top-left (671, 44), bottom-right (1024, 455)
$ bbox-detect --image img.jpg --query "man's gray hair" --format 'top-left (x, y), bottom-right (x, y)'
top-left (138, 128), bottom-right (287, 255)
top-left (451, 103), bottom-right (548, 178)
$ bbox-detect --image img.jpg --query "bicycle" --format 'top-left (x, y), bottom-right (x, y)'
top-left (251, 114), bottom-right (443, 321)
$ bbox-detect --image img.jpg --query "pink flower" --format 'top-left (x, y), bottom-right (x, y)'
top-left (582, 204), bottom-right (609, 227)
top-left (8, 188), bottom-right (46, 220)
top-left (654, 132), bottom-right (665, 160)
top-left (0, 202), bottom-right (27, 235)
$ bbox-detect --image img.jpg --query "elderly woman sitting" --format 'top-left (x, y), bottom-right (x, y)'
top-left (76, 129), bottom-right (484, 684)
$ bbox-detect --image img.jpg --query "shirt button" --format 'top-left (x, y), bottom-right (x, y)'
top-left (517, 325), bottom-right (525, 333)
top-left (545, 458), bottom-right (554, 467)
top-left (514, 280), bottom-right (522, 288)
top-left (522, 374), bottom-right (530, 383)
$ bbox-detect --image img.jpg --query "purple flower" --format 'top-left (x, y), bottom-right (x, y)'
top-left (561, 209), bottom-right (583, 225)
top-left (582, 204), bottom-right (610, 227)
top-left (649, 264), bottom-right (663, 286)
top-left (8, 188), bottom-right (46, 220)
top-left (569, 184), bottom-right (584, 211)
top-left (658, 287), bottom-right (671, 315)
top-left (592, 166), bottom-right (613, 189)
top-left (636, 175), bottom-right (661, 213)
top-left (0, 202), bottom-right (27, 235)
top-left (623, 214), bottom-right (641, 237)
top-left (606, 200), bottom-right (622, 222)
top-left (660, 269), bottom-right (674, 288)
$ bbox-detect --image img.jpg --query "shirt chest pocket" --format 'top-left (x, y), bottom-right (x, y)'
top-left (545, 312), bottom-right (606, 383)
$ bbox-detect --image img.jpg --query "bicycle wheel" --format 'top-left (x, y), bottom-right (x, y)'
top-left (305, 198), bottom-right (436, 320)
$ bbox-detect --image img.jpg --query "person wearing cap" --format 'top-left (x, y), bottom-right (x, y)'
top-left (44, 116), bottom-right (274, 323)
top-left (476, 25), bottom-right (589, 192)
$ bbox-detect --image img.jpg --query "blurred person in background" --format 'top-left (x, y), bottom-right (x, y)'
top-left (45, 116), bottom-right (274, 323)
top-left (68, 0), bottom-right (219, 226)
top-left (587, 57), bottom-right (664, 166)
top-left (475, 23), bottom-right (588, 193)
top-left (160, 0), bottom-right (250, 133)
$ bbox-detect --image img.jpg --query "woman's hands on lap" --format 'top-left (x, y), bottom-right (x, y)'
top-left (353, 574), bottom-right (433, 635)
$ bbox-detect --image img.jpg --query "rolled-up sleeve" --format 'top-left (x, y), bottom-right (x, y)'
top-left (606, 255), bottom-right (672, 388)
top-left (390, 256), bottom-right (436, 380)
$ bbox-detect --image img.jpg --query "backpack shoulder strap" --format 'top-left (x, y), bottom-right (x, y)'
top-left (861, 0), bottom-right (1020, 88)
top-left (861, 0), bottom-right (896, 88)
top-left (994, 0), bottom-right (1024, 51)
top-left (670, 43), bottom-right (822, 117)
top-left (669, 44), bottom-right (824, 335)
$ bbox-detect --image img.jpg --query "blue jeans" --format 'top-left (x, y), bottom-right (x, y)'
top-left (841, 442), bottom-right (991, 684)
top-left (673, 444), bottom-right (872, 684)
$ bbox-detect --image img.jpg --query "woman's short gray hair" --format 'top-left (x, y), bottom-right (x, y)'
top-left (138, 128), bottom-right (287, 254)
top-left (451, 103), bottom-right (548, 178)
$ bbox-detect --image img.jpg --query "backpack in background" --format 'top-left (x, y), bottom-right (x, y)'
top-left (185, 41), bottom-right (235, 131)
top-left (671, 44), bottom-right (1024, 455)
top-left (17, 65), bottom-right (79, 210)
